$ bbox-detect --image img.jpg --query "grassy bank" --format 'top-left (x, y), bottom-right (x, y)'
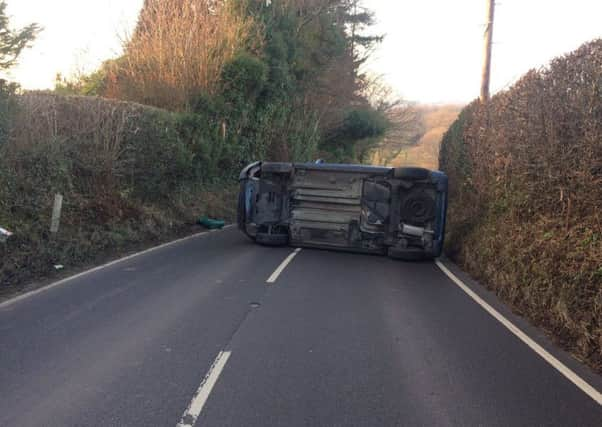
top-left (0, 92), bottom-right (237, 292)
top-left (439, 40), bottom-right (602, 372)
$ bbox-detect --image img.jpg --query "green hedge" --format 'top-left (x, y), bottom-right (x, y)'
top-left (439, 39), bottom-right (602, 372)
top-left (0, 93), bottom-right (237, 289)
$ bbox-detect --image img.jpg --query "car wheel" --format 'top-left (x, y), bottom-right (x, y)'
top-left (237, 183), bottom-right (246, 230)
top-left (262, 162), bottom-right (293, 174)
top-left (387, 246), bottom-right (431, 261)
top-left (393, 167), bottom-right (430, 180)
top-left (255, 232), bottom-right (289, 246)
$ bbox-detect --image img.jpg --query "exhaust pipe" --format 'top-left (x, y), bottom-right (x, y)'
top-left (401, 224), bottom-right (433, 238)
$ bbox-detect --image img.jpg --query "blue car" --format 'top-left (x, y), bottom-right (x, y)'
top-left (238, 161), bottom-right (448, 260)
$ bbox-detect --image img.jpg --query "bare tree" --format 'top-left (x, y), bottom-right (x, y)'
top-left (106, 0), bottom-right (259, 110)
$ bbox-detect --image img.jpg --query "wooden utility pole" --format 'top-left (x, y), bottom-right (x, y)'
top-left (480, 0), bottom-right (496, 102)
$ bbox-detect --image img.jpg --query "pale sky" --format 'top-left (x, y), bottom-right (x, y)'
top-left (3, 0), bottom-right (602, 104)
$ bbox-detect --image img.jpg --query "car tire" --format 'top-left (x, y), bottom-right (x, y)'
top-left (387, 246), bottom-right (432, 261)
top-left (237, 183), bottom-right (246, 230)
top-left (262, 162), bottom-right (293, 174)
top-left (255, 232), bottom-right (289, 246)
top-left (393, 167), bottom-right (430, 181)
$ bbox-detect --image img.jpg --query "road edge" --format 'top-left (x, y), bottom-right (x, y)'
top-left (0, 225), bottom-right (236, 309)
top-left (436, 256), bottom-right (602, 405)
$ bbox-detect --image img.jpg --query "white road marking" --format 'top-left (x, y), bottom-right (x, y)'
top-left (0, 225), bottom-right (236, 309)
top-left (176, 350), bottom-right (232, 427)
top-left (267, 248), bottom-right (302, 283)
top-left (435, 260), bottom-right (602, 406)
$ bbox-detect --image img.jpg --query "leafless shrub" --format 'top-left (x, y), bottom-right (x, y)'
top-left (106, 0), bottom-right (260, 110)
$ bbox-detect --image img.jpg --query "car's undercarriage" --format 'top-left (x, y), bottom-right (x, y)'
top-left (238, 162), bottom-right (448, 260)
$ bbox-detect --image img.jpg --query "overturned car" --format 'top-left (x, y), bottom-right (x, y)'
top-left (237, 161), bottom-right (448, 260)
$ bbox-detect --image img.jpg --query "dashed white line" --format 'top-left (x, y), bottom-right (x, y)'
top-left (176, 350), bottom-right (232, 427)
top-left (267, 248), bottom-right (302, 284)
top-left (435, 259), bottom-right (602, 406)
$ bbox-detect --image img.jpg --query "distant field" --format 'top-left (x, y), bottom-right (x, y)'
top-left (372, 105), bottom-right (462, 169)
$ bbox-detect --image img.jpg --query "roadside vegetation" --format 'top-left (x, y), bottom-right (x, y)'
top-left (55, 0), bottom-right (394, 164)
top-left (371, 105), bottom-right (462, 169)
top-left (1, 0), bottom-right (397, 292)
top-left (439, 39), bottom-right (602, 372)
top-left (0, 93), bottom-right (238, 289)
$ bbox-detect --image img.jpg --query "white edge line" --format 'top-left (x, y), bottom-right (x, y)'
top-left (0, 225), bottom-right (236, 309)
top-left (176, 350), bottom-right (232, 427)
top-left (267, 248), bottom-right (302, 284)
top-left (435, 259), bottom-right (602, 406)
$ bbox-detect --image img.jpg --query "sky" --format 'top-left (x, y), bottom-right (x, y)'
top-left (3, 0), bottom-right (602, 104)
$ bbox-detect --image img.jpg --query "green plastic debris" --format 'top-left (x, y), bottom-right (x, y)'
top-left (199, 216), bottom-right (226, 230)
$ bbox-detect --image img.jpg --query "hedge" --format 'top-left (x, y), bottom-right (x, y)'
top-left (439, 39), bottom-right (602, 372)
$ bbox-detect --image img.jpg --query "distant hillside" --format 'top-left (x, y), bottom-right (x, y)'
top-left (371, 105), bottom-right (462, 169)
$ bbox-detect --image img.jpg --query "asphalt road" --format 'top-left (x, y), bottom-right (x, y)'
top-left (0, 227), bottom-right (600, 426)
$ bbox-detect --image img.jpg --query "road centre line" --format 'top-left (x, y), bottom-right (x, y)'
top-left (176, 350), bottom-right (232, 427)
top-left (435, 260), bottom-right (602, 406)
top-left (267, 248), bottom-right (302, 284)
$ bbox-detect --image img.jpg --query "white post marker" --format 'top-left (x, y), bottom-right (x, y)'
top-left (267, 248), bottom-right (302, 284)
top-left (50, 194), bottom-right (63, 234)
top-left (435, 260), bottom-right (602, 406)
top-left (0, 226), bottom-right (13, 243)
top-left (176, 351), bottom-right (232, 427)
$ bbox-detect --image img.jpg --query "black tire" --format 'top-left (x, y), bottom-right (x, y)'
top-left (237, 183), bottom-right (256, 242)
top-left (393, 167), bottom-right (430, 181)
top-left (255, 232), bottom-right (289, 246)
top-left (387, 246), bottom-right (432, 261)
top-left (400, 188), bottom-right (436, 224)
top-left (237, 183), bottom-right (246, 230)
top-left (262, 162), bottom-right (293, 174)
